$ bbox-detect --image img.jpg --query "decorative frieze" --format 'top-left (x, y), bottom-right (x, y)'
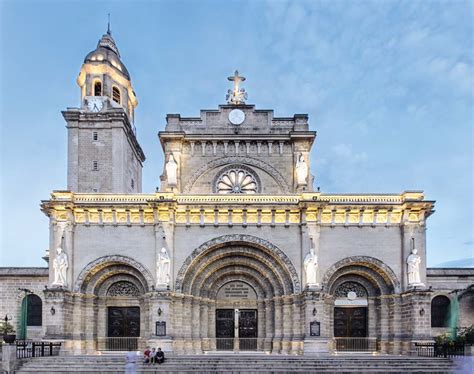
top-left (42, 191), bottom-right (433, 227)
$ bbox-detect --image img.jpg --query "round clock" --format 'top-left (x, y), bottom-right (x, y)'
top-left (228, 109), bottom-right (245, 125)
top-left (87, 98), bottom-right (104, 113)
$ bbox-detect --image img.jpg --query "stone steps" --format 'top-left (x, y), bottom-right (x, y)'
top-left (15, 354), bottom-right (457, 373)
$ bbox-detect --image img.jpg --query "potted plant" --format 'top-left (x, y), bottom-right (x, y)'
top-left (1, 320), bottom-right (16, 344)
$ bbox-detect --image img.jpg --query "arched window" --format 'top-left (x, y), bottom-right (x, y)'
top-left (112, 86), bottom-right (121, 104)
top-left (23, 294), bottom-right (42, 326)
top-left (94, 81), bottom-right (102, 96)
top-left (431, 295), bottom-right (450, 327)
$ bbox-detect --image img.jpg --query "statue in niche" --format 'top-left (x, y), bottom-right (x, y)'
top-left (296, 153), bottom-right (308, 185)
top-left (304, 247), bottom-right (318, 288)
top-left (52, 245), bottom-right (68, 287)
top-left (166, 154), bottom-right (177, 186)
top-left (407, 238), bottom-right (424, 287)
top-left (157, 247), bottom-right (171, 286)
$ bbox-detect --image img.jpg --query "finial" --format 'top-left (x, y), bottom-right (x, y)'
top-left (107, 13), bottom-right (111, 35)
top-left (226, 70), bottom-right (248, 105)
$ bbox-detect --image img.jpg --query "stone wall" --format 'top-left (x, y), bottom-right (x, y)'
top-left (0, 268), bottom-right (48, 339)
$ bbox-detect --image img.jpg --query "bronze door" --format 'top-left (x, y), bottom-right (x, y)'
top-left (334, 307), bottom-right (367, 337)
top-left (216, 309), bottom-right (234, 350)
top-left (239, 309), bottom-right (257, 350)
top-left (107, 307), bottom-right (140, 337)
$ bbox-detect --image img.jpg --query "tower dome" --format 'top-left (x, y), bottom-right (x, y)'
top-left (83, 30), bottom-right (130, 80)
top-left (76, 27), bottom-right (137, 122)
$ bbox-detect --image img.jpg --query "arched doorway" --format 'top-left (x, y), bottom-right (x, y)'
top-left (322, 256), bottom-right (400, 353)
top-left (174, 234), bottom-right (301, 354)
top-left (73, 256), bottom-right (153, 352)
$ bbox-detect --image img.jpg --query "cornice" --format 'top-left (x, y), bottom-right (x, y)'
top-left (40, 190), bottom-right (435, 227)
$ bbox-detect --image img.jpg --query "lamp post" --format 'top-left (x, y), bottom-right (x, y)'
top-left (18, 288), bottom-right (32, 340)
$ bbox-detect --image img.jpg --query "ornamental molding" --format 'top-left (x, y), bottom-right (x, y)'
top-left (321, 256), bottom-right (401, 293)
top-left (74, 255), bottom-right (154, 292)
top-left (182, 156), bottom-right (291, 194)
top-left (175, 234), bottom-right (301, 294)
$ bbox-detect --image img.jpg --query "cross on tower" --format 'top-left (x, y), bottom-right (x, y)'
top-left (226, 70), bottom-right (248, 105)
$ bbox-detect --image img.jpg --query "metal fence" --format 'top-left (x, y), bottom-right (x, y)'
top-left (97, 337), bottom-right (139, 351)
top-left (333, 337), bottom-right (378, 352)
top-left (415, 342), bottom-right (464, 358)
top-left (16, 340), bottom-right (61, 359)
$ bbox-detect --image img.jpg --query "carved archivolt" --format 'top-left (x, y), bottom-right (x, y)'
top-left (183, 156), bottom-right (291, 193)
top-left (74, 255), bottom-right (154, 293)
top-left (175, 234), bottom-right (301, 294)
top-left (321, 256), bottom-right (401, 294)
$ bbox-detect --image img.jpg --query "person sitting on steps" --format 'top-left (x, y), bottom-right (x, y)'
top-left (156, 347), bottom-right (165, 364)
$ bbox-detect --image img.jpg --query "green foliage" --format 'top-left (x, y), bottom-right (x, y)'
top-left (0, 320), bottom-right (16, 334)
top-left (435, 325), bottom-right (474, 345)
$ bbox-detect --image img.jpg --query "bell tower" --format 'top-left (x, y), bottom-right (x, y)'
top-left (63, 26), bottom-right (145, 193)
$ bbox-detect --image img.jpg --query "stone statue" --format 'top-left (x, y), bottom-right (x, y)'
top-left (296, 153), bottom-right (308, 185)
top-left (157, 247), bottom-right (171, 287)
top-left (52, 246), bottom-right (68, 287)
top-left (304, 247), bottom-right (318, 288)
top-left (166, 154), bottom-right (177, 186)
top-left (407, 245), bottom-right (424, 287)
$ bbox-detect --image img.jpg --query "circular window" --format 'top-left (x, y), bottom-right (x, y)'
top-left (214, 165), bottom-right (260, 194)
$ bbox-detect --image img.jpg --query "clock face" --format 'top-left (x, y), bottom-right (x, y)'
top-left (228, 109), bottom-right (245, 125)
top-left (87, 98), bottom-right (104, 113)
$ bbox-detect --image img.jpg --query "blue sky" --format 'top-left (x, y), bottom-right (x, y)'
top-left (0, 0), bottom-right (472, 267)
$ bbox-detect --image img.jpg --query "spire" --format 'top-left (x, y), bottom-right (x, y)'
top-left (107, 13), bottom-right (111, 35)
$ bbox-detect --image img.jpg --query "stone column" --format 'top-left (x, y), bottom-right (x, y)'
top-left (378, 296), bottom-right (391, 354)
top-left (183, 296), bottom-right (193, 353)
top-left (257, 300), bottom-right (265, 350)
top-left (264, 299), bottom-right (274, 352)
top-left (208, 300), bottom-right (216, 351)
top-left (172, 295), bottom-right (185, 353)
top-left (291, 296), bottom-right (303, 355)
top-left (273, 297), bottom-right (283, 353)
top-left (191, 297), bottom-right (201, 353)
top-left (281, 296), bottom-right (293, 354)
top-left (146, 291), bottom-right (173, 352)
top-left (200, 299), bottom-right (209, 351)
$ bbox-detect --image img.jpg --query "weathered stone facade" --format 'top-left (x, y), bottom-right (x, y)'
top-left (1, 31), bottom-right (472, 356)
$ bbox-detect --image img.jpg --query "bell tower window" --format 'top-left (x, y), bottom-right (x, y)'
top-left (94, 81), bottom-right (102, 96)
top-left (112, 86), bottom-right (121, 104)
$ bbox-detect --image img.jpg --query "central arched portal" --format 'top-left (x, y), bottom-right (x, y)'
top-left (174, 235), bottom-right (301, 354)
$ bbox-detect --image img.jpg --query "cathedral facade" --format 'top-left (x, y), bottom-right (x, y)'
top-left (1, 30), bottom-right (473, 356)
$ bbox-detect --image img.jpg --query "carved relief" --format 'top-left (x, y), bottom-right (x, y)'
top-left (107, 281), bottom-right (140, 297)
top-left (334, 281), bottom-right (368, 298)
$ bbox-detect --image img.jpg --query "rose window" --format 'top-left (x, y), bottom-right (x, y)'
top-left (215, 167), bottom-right (259, 194)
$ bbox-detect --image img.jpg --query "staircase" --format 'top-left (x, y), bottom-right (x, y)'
top-left (15, 354), bottom-right (458, 373)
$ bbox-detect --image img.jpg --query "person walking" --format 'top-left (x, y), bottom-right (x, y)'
top-left (124, 351), bottom-right (137, 374)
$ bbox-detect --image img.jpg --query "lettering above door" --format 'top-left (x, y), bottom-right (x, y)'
top-left (217, 281), bottom-right (257, 300)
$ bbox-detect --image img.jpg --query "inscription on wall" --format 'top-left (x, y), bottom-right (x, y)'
top-left (217, 281), bottom-right (257, 300)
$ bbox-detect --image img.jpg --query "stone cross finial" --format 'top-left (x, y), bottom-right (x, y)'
top-left (226, 70), bottom-right (248, 104)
